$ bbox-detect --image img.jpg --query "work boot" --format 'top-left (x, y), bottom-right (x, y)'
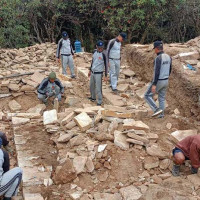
top-left (112, 89), bottom-right (118, 94)
top-left (157, 112), bottom-right (164, 119)
top-left (172, 164), bottom-right (180, 176)
top-left (88, 97), bottom-right (96, 102)
top-left (71, 75), bottom-right (76, 79)
top-left (152, 108), bottom-right (163, 117)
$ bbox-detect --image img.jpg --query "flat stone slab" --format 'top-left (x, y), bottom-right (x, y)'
top-left (30, 71), bottom-right (45, 84)
top-left (170, 130), bottom-right (198, 144)
top-left (94, 192), bottom-right (122, 200)
top-left (122, 69), bottom-right (135, 77)
top-left (74, 112), bottom-right (92, 132)
top-left (17, 150), bottom-right (38, 168)
top-left (102, 110), bottom-right (133, 119)
top-left (117, 84), bottom-right (129, 92)
top-left (114, 130), bottom-right (129, 150)
top-left (9, 100), bottom-right (22, 112)
top-left (120, 185), bottom-right (142, 200)
top-left (27, 104), bottom-right (46, 114)
top-left (7, 113), bottom-right (41, 120)
top-left (23, 193), bottom-right (44, 200)
top-left (12, 117), bottom-right (30, 125)
top-left (123, 120), bottom-right (149, 132)
top-left (43, 109), bottom-right (57, 125)
top-left (23, 167), bottom-right (51, 187)
top-left (103, 92), bottom-right (124, 106)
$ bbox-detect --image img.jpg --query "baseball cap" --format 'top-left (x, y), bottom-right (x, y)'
top-left (153, 41), bottom-right (163, 49)
top-left (119, 32), bottom-right (127, 41)
top-left (62, 31), bottom-right (68, 38)
top-left (96, 40), bottom-right (104, 47)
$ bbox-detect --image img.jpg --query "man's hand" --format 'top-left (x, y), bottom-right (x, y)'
top-left (57, 58), bottom-right (60, 64)
top-left (46, 92), bottom-right (49, 97)
top-left (151, 85), bottom-right (156, 94)
top-left (88, 71), bottom-right (91, 77)
top-left (104, 76), bottom-right (108, 84)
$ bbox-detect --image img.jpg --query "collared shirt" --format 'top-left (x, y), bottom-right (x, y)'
top-left (56, 38), bottom-right (74, 58)
top-left (90, 50), bottom-right (108, 77)
top-left (107, 38), bottom-right (121, 59)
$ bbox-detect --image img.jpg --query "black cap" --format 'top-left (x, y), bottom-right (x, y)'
top-left (62, 31), bottom-right (68, 38)
top-left (96, 40), bottom-right (104, 47)
top-left (119, 32), bottom-right (127, 41)
top-left (153, 41), bottom-right (163, 49)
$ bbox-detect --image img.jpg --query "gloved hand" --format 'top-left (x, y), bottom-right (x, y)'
top-left (191, 167), bottom-right (198, 174)
top-left (46, 92), bottom-right (50, 97)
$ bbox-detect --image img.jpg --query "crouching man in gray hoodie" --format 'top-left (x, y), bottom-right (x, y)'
top-left (0, 138), bottom-right (22, 200)
top-left (37, 72), bottom-right (64, 104)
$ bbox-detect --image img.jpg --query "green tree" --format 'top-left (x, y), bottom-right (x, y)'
top-left (0, 0), bottom-right (30, 48)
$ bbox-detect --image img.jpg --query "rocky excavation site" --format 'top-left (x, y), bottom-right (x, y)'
top-left (1, 37), bottom-right (200, 200)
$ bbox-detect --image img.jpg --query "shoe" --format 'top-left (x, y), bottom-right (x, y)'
top-left (191, 167), bottom-right (198, 174)
top-left (172, 164), bottom-right (180, 176)
top-left (71, 75), bottom-right (76, 79)
top-left (3, 197), bottom-right (11, 200)
top-left (152, 108), bottom-right (163, 117)
top-left (97, 103), bottom-right (102, 106)
top-left (157, 114), bottom-right (164, 119)
top-left (88, 97), bottom-right (96, 102)
top-left (112, 89), bottom-right (118, 93)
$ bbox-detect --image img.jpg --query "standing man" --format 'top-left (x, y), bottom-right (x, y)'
top-left (0, 138), bottom-right (23, 200)
top-left (144, 41), bottom-right (172, 118)
top-left (172, 135), bottom-right (200, 176)
top-left (107, 32), bottom-right (127, 92)
top-left (56, 31), bottom-right (76, 78)
top-left (88, 40), bottom-right (108, 106)
top-left (37, 72), bottom-right (64, 105)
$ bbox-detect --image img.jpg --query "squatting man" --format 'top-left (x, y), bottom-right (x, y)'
top-left (37, 72), bottom-right (64, 105)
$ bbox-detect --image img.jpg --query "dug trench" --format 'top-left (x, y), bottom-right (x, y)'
top-left (0, 40), bottom-right (200, 200)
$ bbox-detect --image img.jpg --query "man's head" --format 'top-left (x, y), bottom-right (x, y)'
top-left (117, 32), bottom-right (127, 42)
top-left (48, 72), bottom-right (56, 83)
top-left (153, 41), bottom-right (163, 53)
top-left (62, 31), bottom-right (68, 40)
top-left (96, 40), bottom-right (104, 52)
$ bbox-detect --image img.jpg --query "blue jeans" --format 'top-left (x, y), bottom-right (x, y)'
top-left (144, 80), bottom-right (168, 116)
